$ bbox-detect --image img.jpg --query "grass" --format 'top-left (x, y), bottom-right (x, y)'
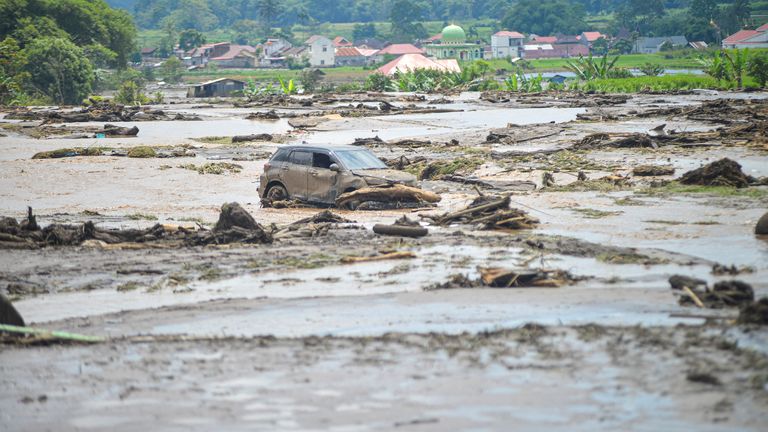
top-left (640, 182), bottom-right (768, 198)
top-left (126, 213), bottom-right (158, 221)
top-left (192, 136), bottom-right (233, 144)
top-left (177, 162), bottom-right (243, 175)
top-left (571, 208), bottom-right (623, 219)
top-left (579, 74), bottom-right (760, 92)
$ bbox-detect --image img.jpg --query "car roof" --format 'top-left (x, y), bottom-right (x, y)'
top-left (280, 145), bottom-right (366, 152)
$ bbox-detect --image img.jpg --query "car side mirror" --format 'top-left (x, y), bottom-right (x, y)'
top-left (329, 163), bottom-right (340, 172)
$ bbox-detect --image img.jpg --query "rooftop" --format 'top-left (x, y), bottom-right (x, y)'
top-left (377, 43), bottom-right (425, 55)
top-left (494, 31), bottom-right (524, 38)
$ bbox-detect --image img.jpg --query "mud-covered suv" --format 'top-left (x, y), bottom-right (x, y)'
top-left (259, 145), bottom-right (417, 205)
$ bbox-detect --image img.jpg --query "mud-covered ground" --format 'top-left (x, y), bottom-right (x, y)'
top-left (1, 90), bottom-right (767, 431)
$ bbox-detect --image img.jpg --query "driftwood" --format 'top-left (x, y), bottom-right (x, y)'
top-left (479, 267), bottom-right (574, 288)
top-left (424, 195), bottom-right (538, 231)
top-left (340, 251), bottom-right (416, 263)
top-left (335, 184), bottom-right (441, 208)
top-left (373, 216), bottom-right (428, 238)
top-left (670, 275), bottom-right (755, 308)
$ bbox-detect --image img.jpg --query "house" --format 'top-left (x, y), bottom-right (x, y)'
top-left (140, 47), bottom-right (161, 63)
top-left (633, 36), bottom-right (688, 53)
top-left (580, 32), bottom-right (605, 46)
top-left (423, 25), bottom-right (485, 61)
top-left (354, 38), bottom-right (386, 50)
top-left (377, 43), bottom-right (425, 56)
top-left (184, 42), bottom-right (232, 66)
top-left (262, 38), bottom-right (291, 57)
top-left (332, 36), bottom-right (353, 47)
top-left (335, 47), bottom-right (367, 66)
top-left (305, 35), bottom-right (335, 67)
top-left (689, 41), bottom-right (709, 50)
top-left (491, 30), bottom-right (525, 59)
top-left (523, 43), bottom-right (589, 59)
top-left (209, 44), bottom-right (258, 68)
top-left (187, 78), bottom-right (245, 98)
top-left (555, 34), bottom-right (581, 45)
top-left (722, 23), bottom-right (768, 49)
top-left (530, 35), bottom-right (558, 44)
top-left (357, 48), bottom-right (382, 65)
top-left (377, 53), bottom-right (460, 76)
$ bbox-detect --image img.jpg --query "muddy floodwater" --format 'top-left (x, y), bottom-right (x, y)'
top-left (1, 90), bottom-right (767, 431)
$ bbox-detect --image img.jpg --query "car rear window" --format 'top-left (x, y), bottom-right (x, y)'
top-left (289, 150), bottom-right (312, 166)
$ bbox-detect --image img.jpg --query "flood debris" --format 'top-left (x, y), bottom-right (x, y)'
top-left (754, 212), bottom-right (768, 235)
top-left (373, 216), bottom-right (428, 238)
top-left (485, 124), bottom-right (564, 144)
top-left (246, 110), bottom-right (280, 120)
top-left (178, 162), bottom-right (242, 175)
top-left (384, 155), bottom-right (427, 170)
top-left (32, 145), bottom-right (195, 159)
top-left (670, 276), bottom-right (754, 309)
top-left (352, 136), bottom-right (384, 146)
top-left (340, 251), bottom-right (416, 264)
top-left (6, 103), bottom-right (198, 123)
top-left (479, 267), bottom-right (576, 288)
top-left (0, 324), bottom-right (104, 345)
top-left (633, 165), bottom-right (675, 176)
top-left (292, 210), bottom-right (354, 225)
top-left (0, 203), bottom-right (272, 249)
top-left (335, 184), bottom-right (441, 210)
top-left (738, 298), bottom-right (768, 325)
top-left (679, 158), bottom-right (752, 188)
top-left (425, 195), bottom-right (538, 231)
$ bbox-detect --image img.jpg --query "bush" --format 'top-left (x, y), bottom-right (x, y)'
top-left (114, 81), bottom-right (149, 105)
top-left (364, 73), bottom-right (394, 92)
top-left (639, 63), bottom-right (665, 77)
top-left (747, 53), bottom-right (768, 88)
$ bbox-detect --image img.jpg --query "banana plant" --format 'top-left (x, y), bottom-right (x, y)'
top-left (278, 77), bottom-right (297, 95)
top-left (723, 49), bottom-right (749, 89)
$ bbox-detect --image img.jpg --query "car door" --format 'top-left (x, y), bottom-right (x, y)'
top-left (285, 150), bottom-right (311, 199)
top-left (306, 151), bottom-right (339, 204)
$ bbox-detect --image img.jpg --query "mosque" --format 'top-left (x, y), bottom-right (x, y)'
top-left (424, 24), bottom-right (485, 61)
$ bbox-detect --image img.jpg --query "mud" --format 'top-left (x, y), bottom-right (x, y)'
top-left (2, 90), bottom-right (768, 430)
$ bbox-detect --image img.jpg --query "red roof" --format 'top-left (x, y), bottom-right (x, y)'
top-left (757, 23), bottom-right (768, 32)
top-left (524, 43), bottom-right (588, 59)
top-left (333, 36), bottom-right (352, 47)
top-left (210, 44), bottom-right (257, 61)
top-left (531, 36), bottom-right (558, 44)
top-left (723, 29), bottom-right (761, 44)
top-left (494, 31), bottom-right (524, 38)
top-left (335, 47), bottom-right (363, 57)
top-left (377, 53), bottom-right (459, 76)
top-left (377, 43), bottom-right (425, 55)
top-left (581, 32), bottom-right (604, 42)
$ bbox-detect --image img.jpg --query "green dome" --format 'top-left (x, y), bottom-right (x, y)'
top-left (441, 24), bottom-right (466, 43)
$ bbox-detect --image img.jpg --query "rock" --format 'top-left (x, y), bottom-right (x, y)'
top-left (0, 293), bottom-right (25, 326)
top-left (679, 158), bottom-right (751, 188)
top-left (756, 212), bottom-right (768, 235)
top-left (214, 202), bottom-right (261, 231)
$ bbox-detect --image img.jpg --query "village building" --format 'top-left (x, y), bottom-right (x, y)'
top-left (424, 25), bottom-right (484, 61)
top-left (377, 43), bottom-right (425, 57)
top-left (334, 47), bottom-right (367, 66)
top-left (490, 30), bottom-right (525, 59)
top-left (722, 23), bottom-right (768, 49)
top-left (579, 31), bottom-right (605, 47)
top-left (633, 36), bottom-right (688, 53)
top-left (187, 78), bottom-right (245, 98)
top-left (262, 38), bottom-right (291, 57)
top-left (377, 53), bottom-right (460, 76)
top-left (357, 48), bottom-right (382, 65)
top-left (523, 36), bottom-right (589, 59)
top-left (354, 38), bottom-right (386, 50)
top-left (332, 36), bottom-right (353, 47)
top-left (305, 35), bottom-right (335, 67)
top-left (140, 47), bottom-right (162, 64)
top-left (208, 44), bottom-right (258, 68)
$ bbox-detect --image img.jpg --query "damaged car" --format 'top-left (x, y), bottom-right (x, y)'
top-left (259, 145), bottom-right (417, 206)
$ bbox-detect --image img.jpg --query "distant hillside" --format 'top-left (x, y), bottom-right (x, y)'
top-left (105, 0), bottom-right (137, 10)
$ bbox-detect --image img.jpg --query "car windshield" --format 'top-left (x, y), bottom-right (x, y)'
top-left (334, 150), bottom-right (387, 170)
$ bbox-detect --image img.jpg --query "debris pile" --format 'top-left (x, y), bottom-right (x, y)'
top-left (246, 110), bottom-right (280, 120)
top-left (424, 195), bottom-right (538, 231)
top-left (632, 165), bottom-right (675, 176)
top-left (669, 275), bottom-right (754, 308)
top-left (335, 184), bottom-right (441, 210)
top-left (424, 268), bottom-right (579, 290)
top-left (678, 158), bottom-right (753, 188)
top-left (6, 103), bottom-right (200, 123)
top-left (0, 204), bottom-right (272, 249)
top-left (738, 298), bottom-right (768, 325)
top-left (231, 133), bottom-right (273, 143)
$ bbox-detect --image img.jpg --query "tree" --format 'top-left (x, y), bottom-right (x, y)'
top-left (178, 29), bottom-right (206, 50)
top-left (502, 0), bottom-right (586, 35)
top-left (689, 0), bottom-right (718, 21)
top-left (389, 0), bottom-right (428, 42)
top-left (160, 56), bottom-right (184, 83)
top-left (259, 0), bottom-right (278, 29)
top-left (0, 37), bottom-right (30, 105)
top-left (747, 53), bottom-right (768, 88)
top-left (591, 38), bottom-right (609, 55)
top-left (614, 0), bottom-right (665, 35)
top-left (353, 23), bottom-right (377, 40)
top-left (24, 37), bottom-right (94, 104)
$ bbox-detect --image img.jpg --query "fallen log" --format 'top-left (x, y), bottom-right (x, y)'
top-left (340, 251), bottom-right (416, 264)
top-left (232, 133), bottom-right (273, 143)
top-left (335, 184), bottom-right (441, 209)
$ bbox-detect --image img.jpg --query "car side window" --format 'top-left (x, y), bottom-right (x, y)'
top-left (312, 152), bottom-right (333, 169)
top-left (289, 150), bottom-right (312, 166)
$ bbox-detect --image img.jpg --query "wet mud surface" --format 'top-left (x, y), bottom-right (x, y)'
top-left (1, 90), bottom-right (768, 430)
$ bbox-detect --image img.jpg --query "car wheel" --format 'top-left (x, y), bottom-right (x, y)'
top-left (266, 184), bottom-right (288, 201)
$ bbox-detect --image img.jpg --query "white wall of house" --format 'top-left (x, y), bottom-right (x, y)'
top-left (491, 35), bottom-right (523, 59)
top-left (263, 38), bottom-right (292, 57)
top-left (307, 36), bottom-right (335, 67)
